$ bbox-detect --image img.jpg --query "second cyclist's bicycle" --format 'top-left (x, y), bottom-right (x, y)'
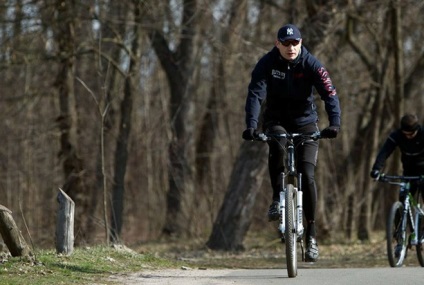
top-left (376, 174), bottom-right (424, 267)
top-left (256, 131), bottom-right (323, 277)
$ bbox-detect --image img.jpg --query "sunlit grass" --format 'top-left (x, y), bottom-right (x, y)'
top-left (0, 245), bottom-right (180, 285)
top-left (0, 231), bottom-right (420, 284)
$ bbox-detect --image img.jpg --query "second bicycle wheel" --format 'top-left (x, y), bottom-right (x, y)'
top-left (416, 212), bottom-right (424, 267)
top-left (386, 201), bottom-right (407, 267)
top-left (285, 184), bottom-right (297, 278)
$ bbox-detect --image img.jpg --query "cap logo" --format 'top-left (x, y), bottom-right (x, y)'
top-left (286, 28), bottom-right (294, 35)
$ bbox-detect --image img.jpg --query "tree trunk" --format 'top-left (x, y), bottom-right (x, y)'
top-left (147, 0), bottom-right (199, 237)
top-left (206, 142), bottom-right (268, 250)
top-left (391, 0), bottom-right (404, 118)
top-left (54, 0), bottom-right (88, 244)
top-left (194, 1), bottom-right (247, 233)
top-left (345, 6), bottom-right (397, 241)
top-left (110, 2), bottom-right (140, 243)
top-left (0, 205), bottom-right (32, 257)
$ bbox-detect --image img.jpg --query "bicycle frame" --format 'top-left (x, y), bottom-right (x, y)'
top-left (256, 131), bottom-right (321, 277)
top-left (377, 174), bottom-right (424, 267)
top-left (384, 179), bottom-right (423, 244)
top-left (258, 132), bottom-right (318, 238)
top-left (278, 140), bottom-right (304, 239)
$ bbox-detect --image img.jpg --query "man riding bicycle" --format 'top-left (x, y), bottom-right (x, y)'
top-left (370, 114), bottom-right (424, 258)
top-left (370, 113), bottom-right (424, 202)
top-left (242, 24), bottom-right (341, 262)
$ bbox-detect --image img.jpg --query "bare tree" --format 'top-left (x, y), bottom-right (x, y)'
top-left (344, 1), bottom-right (402, 240)
top-left (110, 1), bottom-right (143, 243)
top-left (2, 0), bottom-right (424, 248)
top-left (52, 0), bottom-right (90, 243)
top-left (144, 0), bottom-right (201, 237)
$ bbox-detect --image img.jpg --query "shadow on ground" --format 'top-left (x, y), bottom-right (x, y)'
top-left (133, 231), bottom-right (422, 269)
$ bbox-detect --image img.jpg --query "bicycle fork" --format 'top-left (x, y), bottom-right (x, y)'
top-left (411, 211), bottom-right (419, 246)
top-left (402, 195), bottom-right (423, 248)
top-left (278, 173), bottom-right (304, 235)
top-left (278, 173), bottom-right (305, 258)
top-left (297, 173), bottom-right (304, 237)
top-left (279, 189), bottom-right (286, 234)
top-left (399, 198), bottom-right (411, 252)
top-left (400, 186), bottom-right (422, 248)
top-left (410, 200), bottom-right (424, 246)
top-left (297, 173), bottom-right (305, 260)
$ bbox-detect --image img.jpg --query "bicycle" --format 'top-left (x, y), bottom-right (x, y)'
top-left (376, 173), bottom-right (424, 267)
top-left (255, 131), bottom-right (322, 278)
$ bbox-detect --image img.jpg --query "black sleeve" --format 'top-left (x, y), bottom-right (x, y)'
top-left (372, 134), bottom-right (398, 170)
top-left (245, 55), bottom-right (269, 129)
top-left (308, 56), bottom-right (341, 127)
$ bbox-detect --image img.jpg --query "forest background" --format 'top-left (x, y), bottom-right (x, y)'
top-left (1, 0), bottom-right (424, 251)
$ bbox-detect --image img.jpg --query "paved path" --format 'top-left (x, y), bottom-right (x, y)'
top-left (109, 267), bottom-right (423, 285)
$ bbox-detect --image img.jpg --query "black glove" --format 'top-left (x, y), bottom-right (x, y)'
top-left (370, 169), bottom-right (380, 179)
top-left (242, 128), bottom-right (258, 140)
top-left (321, 126), bottom-right (340, 138)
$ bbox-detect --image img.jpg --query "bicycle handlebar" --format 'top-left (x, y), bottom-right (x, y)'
top-left (254, 131), bottom-right (322, 142)
top-left (377, 173), bottom-right (424, 183)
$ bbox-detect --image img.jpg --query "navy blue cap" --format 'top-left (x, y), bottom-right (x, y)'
top-left (277, 24), bottom-right (302, 42)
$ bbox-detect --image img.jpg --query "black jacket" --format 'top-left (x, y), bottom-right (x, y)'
top-left (372, 127), bottom-right (424, 174)
top-left (245, 46), bottom-right (341, 130)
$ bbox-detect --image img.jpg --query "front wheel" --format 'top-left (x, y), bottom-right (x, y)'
top-left (386, 201), bottom-right (407, 267)
top-left (416, 212), bottom-right (424, 267)
top-left (285, 184), bottom-right (297, 278)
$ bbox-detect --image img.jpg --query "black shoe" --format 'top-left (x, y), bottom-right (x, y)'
top-left (305, 236), bottom-right (319, 262)
top-left (268, 201), bottom-right (279, 221)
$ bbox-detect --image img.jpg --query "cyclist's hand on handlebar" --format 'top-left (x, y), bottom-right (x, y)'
top-left (370, 169), bottom-right (380, 179)
top-left (242, 128), bottom-right (258, 140)
top-left (320, 126), bottom-right (340, 138)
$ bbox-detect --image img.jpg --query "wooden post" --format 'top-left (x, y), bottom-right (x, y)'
top-left (0, 205), bottom-right (32, 257)
top-left (56, 188), bottom-right (75, 255)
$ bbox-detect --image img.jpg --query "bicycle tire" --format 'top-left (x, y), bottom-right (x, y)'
top-left (416, 212), bottom-right (424, 267)
top-left (386, 201), bottom-right (407, 267)
top-left (285, 184), bottom-right (297, 277)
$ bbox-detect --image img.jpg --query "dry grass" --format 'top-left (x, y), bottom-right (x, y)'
top-left (134, 231), bottom-right (423, 269)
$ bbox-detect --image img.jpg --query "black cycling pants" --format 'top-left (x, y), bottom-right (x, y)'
top-left (265, 122), bottom-right (319, 223)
